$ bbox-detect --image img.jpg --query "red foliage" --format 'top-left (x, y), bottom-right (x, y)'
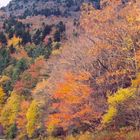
top-left (14, 58), bottom-right (46, 94)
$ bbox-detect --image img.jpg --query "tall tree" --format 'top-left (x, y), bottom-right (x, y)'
top-left (47, 72), bottom-right (100, 134)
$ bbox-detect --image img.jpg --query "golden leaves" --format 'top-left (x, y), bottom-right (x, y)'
top-left (8, 35), bottom-right (22, 47)
top-left (102, 88), bottom-right (135, 125)
top-left (0, 87), bottom-right (6, 105)
top-left (26, 100), bottom-right (41, 137)
top-left (0, 92), bottom-right (20, 128)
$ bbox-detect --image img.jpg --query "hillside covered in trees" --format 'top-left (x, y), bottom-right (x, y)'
top-left (2, 0), bottom-right (87, 18)
top-left (0, 0), bottom-right (140, 139)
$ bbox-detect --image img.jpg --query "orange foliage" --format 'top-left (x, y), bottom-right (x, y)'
top-left (27, 57), bottom-right (46, 79)
top-left (14, 81), bottom-right (25, 93)
top-left (46, 71), bottom-right (100, 131)
top-left (16, 100), bottom-right (30, 131)
top-left (11, 48), bottom-right (29, 60)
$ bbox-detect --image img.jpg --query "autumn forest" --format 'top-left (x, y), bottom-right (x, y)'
top-left (0, 0), bottom-right (140, 139)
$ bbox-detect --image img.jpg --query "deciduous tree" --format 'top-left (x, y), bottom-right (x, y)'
top-left (47, 72), bottom-right (100, 134)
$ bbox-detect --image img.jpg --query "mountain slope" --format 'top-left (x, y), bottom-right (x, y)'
top-left (2, 0), bottom-right (87, 18)
top-left (0, 0), bottom-right (140, 139)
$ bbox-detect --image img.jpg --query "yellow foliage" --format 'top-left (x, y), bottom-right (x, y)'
top-left (8, 35), bottom-right (22, 47)
top-left (127, 16), bottom-right (136, 23)
top-left (102, 106), bottom-right (117, 125)
top-left (123, 36), bottom-right (133, 51)
top-left (0, 87), bottom-right (6, 105)
top-left (102, 88), bottom-right (135, 125)
top-left (35, 55), bottom-right (45, 62)
top-left (0, 75), bottom-right (10, 84)
top-left (52, 49), bottom-right (61, 55)
top-left (108, 88), bottom-right (135, 106)
top-left (0, 92), bottom-right (20, 128)
top-left (26, 100), bottom-right (40, 137)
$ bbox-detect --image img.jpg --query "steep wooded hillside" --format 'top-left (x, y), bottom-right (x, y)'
top-left (2, 0), bottom-right (86, 18)
top-left (0, 0), bottom-right (139, 139)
